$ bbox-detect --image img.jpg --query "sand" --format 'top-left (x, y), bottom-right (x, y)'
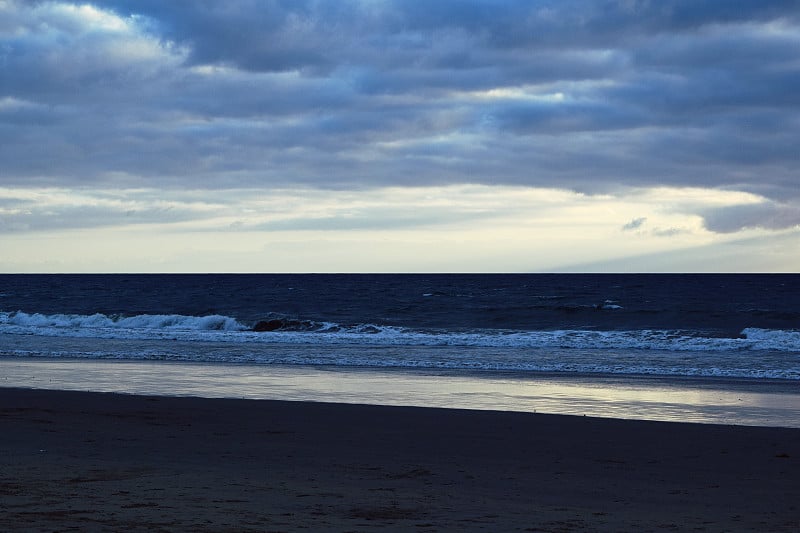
top-left (1, 387), bottom-right (798, 532)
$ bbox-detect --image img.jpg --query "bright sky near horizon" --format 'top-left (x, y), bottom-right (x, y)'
top-left (1, 0), bottom-right (799, 272)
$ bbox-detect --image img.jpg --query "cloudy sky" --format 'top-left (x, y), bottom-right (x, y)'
top-left (1, 0), bottom-right (798, 272)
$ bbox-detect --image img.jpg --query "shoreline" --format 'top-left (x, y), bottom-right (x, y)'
top-left (2, 356), bottom-right (799, 428)
top-left (2, 387), bottom-right (799, 531)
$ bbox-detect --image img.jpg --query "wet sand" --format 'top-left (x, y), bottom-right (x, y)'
top-left (1, 387), bottom-right (798, 531)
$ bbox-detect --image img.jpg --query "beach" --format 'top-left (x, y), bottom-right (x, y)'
top-left (1, 387), bottom-right (798, 531)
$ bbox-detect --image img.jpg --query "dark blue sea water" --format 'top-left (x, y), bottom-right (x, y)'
top-left (1, 274), bottom-right (798, 380)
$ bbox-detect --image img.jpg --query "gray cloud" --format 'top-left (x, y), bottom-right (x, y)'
top-left (622, 217), bottom-right (647, 231)
top-left (701, 202), bottom-right (800, 233)
top-left (0, 193), bottom-right (211, 233)
top-left (98, 1), bottom-right (799, 72)
top-left (1, 0), bottom-right (799, 233)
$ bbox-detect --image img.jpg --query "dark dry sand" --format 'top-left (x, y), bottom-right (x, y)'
top-left (1, 388), bottom-right (798, 532)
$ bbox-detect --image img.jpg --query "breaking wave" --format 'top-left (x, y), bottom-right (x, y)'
top-left (1, 311), bottom-right (799, 353)
top-left (0, 311), bottom-right (247, 332)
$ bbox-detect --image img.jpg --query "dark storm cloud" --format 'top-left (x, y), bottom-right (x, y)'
top-left (2, 0), bottom-right (799, 231)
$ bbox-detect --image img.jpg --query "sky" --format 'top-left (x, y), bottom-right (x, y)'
top-left (1, 0), bottom-right (799, 272)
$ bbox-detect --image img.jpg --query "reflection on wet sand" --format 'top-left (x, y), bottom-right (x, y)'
top-left (1, 357), bottom-right (798, 427)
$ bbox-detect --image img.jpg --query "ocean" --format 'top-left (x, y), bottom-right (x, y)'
top-left (1, 274), bottom-right (799, 426)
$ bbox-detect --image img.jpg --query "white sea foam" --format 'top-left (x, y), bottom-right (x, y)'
top-left (2, 311), bottom-right (798, 380)
top-left (1, 311), bottom-right (799, 353)
top-left (740, 327), bottom-right (800, 350)
top-left (0, 311), bottom-right (247, 332)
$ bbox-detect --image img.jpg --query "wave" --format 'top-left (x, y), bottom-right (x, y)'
top-left (2, 311), bottom-right (798, 380)
top-left (1, 310), bottom-right (799, 353)
top-left (0, 311), bottom-right (247, 332)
